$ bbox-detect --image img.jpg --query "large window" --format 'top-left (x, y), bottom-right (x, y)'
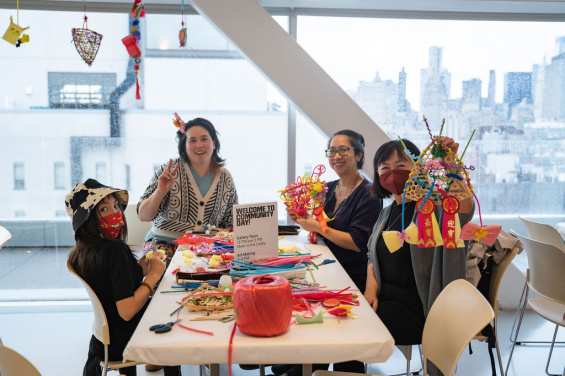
top-left (48, 72), bottom-right (116, 109)
top-left (296, 16), bottom-right (565, 215)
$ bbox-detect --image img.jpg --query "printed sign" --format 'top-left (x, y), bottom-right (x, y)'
top-left (233, 202), bottom-right (278, 263)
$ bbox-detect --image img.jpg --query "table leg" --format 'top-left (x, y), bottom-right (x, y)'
top-left (302, 364), bottom-right (313, 376)
top-left (209, 363), bottom-right (220, 376)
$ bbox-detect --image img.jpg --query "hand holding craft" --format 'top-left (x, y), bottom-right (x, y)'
top-left (157, 159), bottom-right (180, 195)
top-left (147, 252), bottom-right (166, 279)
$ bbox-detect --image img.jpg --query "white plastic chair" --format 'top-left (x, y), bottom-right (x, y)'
top-left (506, 232), bottom-right (565, 376)
top-left (473, 246), bottom-right (519, 376)
top-left (509, 217), bottom-right (565, 348)
top-left (124, 204), bottom-right (151, 251)
top-left (67, 261), bottom-right (142, 376)
top-left (313, 279), bottom-right (494, 376)
top-left (0, 338), bottom-right (42, 376)
top-left (0, 225), bottom-right (12, 249)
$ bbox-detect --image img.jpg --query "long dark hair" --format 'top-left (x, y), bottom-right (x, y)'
top-left (372, 139), bottom-right (420, 199)
top-left (327, 129), bottom-right (366, 169)
top-left (67, 196), bottom-right (128, 279)
top-left (177, 117), bottom-right (225, 170)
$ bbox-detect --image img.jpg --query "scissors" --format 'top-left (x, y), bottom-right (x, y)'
top-left (149, 319), bottom-right (181, 333)
top-left (317, 259), bottom-right (336, 266)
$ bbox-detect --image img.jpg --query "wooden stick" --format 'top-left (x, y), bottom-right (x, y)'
top-left (189, 316), bottom-right (234, 321)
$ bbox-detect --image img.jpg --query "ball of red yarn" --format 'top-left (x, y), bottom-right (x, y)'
top-left (233, 275), bottom-right (293, 337)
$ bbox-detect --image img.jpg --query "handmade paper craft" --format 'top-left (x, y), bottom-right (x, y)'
top-left (279, 164), bottom-right (329, 232)
top-left (3, 16), bottom-right (29, 47)
top-left (382, 117), bottom-right (502, 252)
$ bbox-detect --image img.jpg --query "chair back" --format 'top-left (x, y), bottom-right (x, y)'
top-left (488, 246), bottom-right (519, 316)
top-left (124, 204), bottom-right (151, 250)
top-left (422, 279), bottom-right (494, 376)
top-left (519, 216), bottom-right (565, 252)
top-left (0, 344), bottom-right (42, 376)
top-left (0, 225), bottom-right (12, 249)
top-left (67, 261), bottom-right (110, 345)
top-left (512, 232), bottom-right (565, 304)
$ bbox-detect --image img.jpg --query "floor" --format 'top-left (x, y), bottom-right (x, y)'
top-left (0, 246), bottom-right (564, 376)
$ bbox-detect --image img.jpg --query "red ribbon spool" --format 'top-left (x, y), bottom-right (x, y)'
top-left (233, 275), bottom-right (292, 337)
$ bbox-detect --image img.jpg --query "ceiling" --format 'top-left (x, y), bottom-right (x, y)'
top-left (1, 0), bottom-right (565, 19)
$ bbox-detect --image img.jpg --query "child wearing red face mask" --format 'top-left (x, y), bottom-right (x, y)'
top-left (66, 179), bottom-right (180, 376)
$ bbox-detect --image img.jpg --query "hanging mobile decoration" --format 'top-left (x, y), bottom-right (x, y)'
top-left (179, 0), bottom-right (187, 48)
top-left (71, 0), bottom-right (103, 66)
top-left (2, 0), bottom-right (30, 47)
top-left (121, 0), bottom-right (144, 100)
top-left (382, 117), bottom-right (501, 252)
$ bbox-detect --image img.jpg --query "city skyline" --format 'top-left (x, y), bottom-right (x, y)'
top-left (298, 16), bottom-right (565, 111)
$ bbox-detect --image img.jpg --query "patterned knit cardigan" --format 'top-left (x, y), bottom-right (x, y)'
top-left (138, 158), bottom-right (238, 234)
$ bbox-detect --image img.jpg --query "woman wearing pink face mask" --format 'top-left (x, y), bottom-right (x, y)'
top-left (66, 179), bottom-right (180, 376)
top-left (364, 138), bottom-right (474, 350)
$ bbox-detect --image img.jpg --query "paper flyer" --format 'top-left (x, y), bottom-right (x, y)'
top-left (233, 202), bottom-right (278, 263)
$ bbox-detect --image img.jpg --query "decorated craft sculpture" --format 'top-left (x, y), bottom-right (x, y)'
top-left (279, 165), bottom-right (329, 233)
top-left (71, 2), bottom-right (103, 66)
top-left (2, 16), bottom-right (29, 47)
top-left (121, 0), bottom-right (144, 99)
top-left (383, 116), bottom-right (501, 253)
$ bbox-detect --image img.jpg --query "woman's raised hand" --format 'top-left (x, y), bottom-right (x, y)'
top-left (157, 159), bottom-right (180, 194)
top-left (438, 136), bottom-right (459, 155)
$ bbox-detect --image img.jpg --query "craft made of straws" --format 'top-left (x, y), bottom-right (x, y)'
top-left (404, 140), bottom-right (473, 205)
top-left (279, 164), bottom-right (328, 219)
top-left (72, 28), bottom-right (103, 66)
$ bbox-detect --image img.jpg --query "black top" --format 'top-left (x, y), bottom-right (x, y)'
top-left (83, 241), bottom-right (147, 360)
top-left (322, 178), bottom-right (382, 290)
top-left (376, 201), bottom-right (421, 304)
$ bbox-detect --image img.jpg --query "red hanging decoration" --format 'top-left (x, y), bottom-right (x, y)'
top-left (441, 196), bottom-right (460, 248)
top-left (417, 197), bottom-right (436, 248)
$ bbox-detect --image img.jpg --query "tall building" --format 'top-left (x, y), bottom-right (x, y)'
top-left (420, 47), bottom-right (451, 127)
top-left (398, 68), bottom-right (407, 112)
top-left (541, 51), bottom-right (565, 120)
top-left (353, 72), bottom-right (398, 132)
top-left (503, 72), bottom-right (532, 118)
top-left (487, 70), bottom-right (496, 107)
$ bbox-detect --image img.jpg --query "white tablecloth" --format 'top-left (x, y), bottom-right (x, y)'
top-left (123, 232), bottom-right (394, 369)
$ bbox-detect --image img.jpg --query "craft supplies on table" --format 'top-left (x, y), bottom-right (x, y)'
top-left (123, 232), bottom-right (394, 374)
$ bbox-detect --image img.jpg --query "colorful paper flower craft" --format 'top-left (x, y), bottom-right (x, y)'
top-left (279, 164), bottom-right (329, 232)
top-left (2, 16), bottom-right (29, 47)
top-left (71, 2), bottom-right (102, 66)
top-left (121, 0), bottom-right (144, 100)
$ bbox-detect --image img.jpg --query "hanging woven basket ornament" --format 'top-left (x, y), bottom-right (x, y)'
top-left (71, 1), bottom-right (102, 66)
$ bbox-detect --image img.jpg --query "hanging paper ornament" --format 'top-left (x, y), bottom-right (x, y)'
top-left (459, 190), bottom-right (502, 245)
top-left (382, 223), bottom-right (418, 253)
top-left (441, 196), bottom-right (464, 249)
top-left (2, 14), bottom-right (29, 47)
top-left (71, 1), bottom-right (102, 66)
top-left (179, 0), bottom-right (187, 48)
top-left (416, 197), bottom-right (443, 248)
top-left (122, 0), bottom-right (144, 100)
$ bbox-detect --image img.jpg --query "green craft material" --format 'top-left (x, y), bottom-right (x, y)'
top-left (295, 311), bottom-right (324, 325)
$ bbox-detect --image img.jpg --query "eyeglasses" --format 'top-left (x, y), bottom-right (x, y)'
top-left (325, 146), bottom-right (356, 158)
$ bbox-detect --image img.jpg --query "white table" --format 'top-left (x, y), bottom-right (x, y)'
top-left (123, 232), bottom-right (395, 375)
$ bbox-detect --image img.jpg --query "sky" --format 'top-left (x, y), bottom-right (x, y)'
top-left (293, 17), bottom-right (565, 111)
